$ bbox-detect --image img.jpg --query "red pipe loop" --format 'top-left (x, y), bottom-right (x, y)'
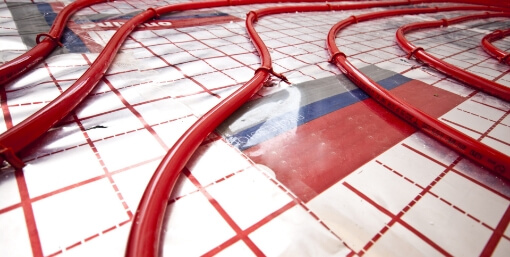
top-left (35, 33), bottom-right (63, 47)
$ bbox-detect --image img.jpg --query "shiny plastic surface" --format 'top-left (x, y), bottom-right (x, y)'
top-left (328, 7), bottom-right (510, 179)
top-left (0, 0), bottom-right (107, 85)
top-left (396, 12), bottom-right (510, 101)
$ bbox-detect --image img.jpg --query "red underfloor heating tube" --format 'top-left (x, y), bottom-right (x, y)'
top-left (0, 0), bottom-right (108, 86)
top-left (396, 12), bottom-right (510, 102)
top-left (327, 7), bottom-right (510, 183)
top-left (481, 28), bottom-right (510, 65)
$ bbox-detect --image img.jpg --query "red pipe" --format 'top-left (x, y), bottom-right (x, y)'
top-left (396, 12), bottom-right (510, 102)
top-left (481, 28), bottom-right (510, 65)
top-left (327, 7), bottom-right (510, 181)
top-left (0, 0), bottom-right (108, 86)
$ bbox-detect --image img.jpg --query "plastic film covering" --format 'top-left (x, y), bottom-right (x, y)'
top-left (0, 1), bottom-right (509, 257)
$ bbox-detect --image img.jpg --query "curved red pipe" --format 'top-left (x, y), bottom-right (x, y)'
top-left (0, 0), bottom-right (108, 86)
top-left (481, 28), bottom-right (510, 65)
top-left (327, 7), bottom-right (510, 181)
top-left (396, 12), bottom-right (510, 102)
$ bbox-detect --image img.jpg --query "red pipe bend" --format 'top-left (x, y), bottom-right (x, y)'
top-left (0, 0), bottom-right (108, 86)
top-left (481, 28), bottom-right (510, 65)
top-left (327, 6), bottom-right (510, 181)
top-left (395, 12), bottom-right (510, 102)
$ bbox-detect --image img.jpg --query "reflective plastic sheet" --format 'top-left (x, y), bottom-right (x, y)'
top-left (0, 1), bottom-right (509, 256)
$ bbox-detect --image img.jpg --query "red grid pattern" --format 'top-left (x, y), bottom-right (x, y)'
top-left (0, 1), bottom-right (509, 257)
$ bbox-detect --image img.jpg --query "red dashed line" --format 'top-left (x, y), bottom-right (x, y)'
top-left (47, 218), bottom-right (131, 257)
top-left (7, 101), bottom-right (48, 107)
top-left (457, 107), bottom-right (498, 123)
top-left (439, 197), bottom-right (452, 206)
top-left (84, 234), bottom-right (99, 242)
top-left (482, 222), bottom-right (495, 231)
top-left (403, 176), bottom-right (414, 184)
top-left (428, 191), bottom-right (439, 198)
top-left (65, 241), bottom-right (82, 251)
top-left (374, 159), bottom-right (422, 188)
top-left (452, 205), bottom-right (465, 214)
top-left (467, 214), bottom-right (481, 223)
top-left (102, 225), bottom-right (117, 234)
